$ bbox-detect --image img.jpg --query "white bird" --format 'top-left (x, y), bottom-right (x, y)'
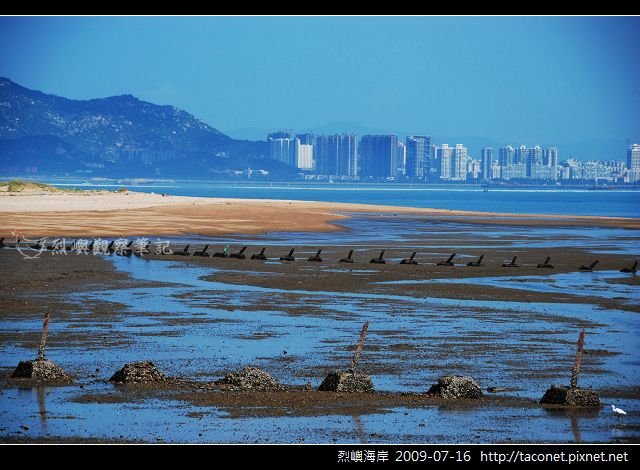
top-left (611, 405), bottom-right (627, 419)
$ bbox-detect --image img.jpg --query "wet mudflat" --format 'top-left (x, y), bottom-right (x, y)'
top-left (0, 217), bottom-right (638, 443)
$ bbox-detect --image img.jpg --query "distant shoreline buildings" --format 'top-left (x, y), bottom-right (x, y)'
top-left (267, 131), bottom-right (640, 184)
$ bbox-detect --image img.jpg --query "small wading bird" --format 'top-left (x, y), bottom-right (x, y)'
top-left (611, 404), bottom-right (627, 421)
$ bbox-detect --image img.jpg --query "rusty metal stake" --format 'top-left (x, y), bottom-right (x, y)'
top-left (37, 309), bottom-right (50, 360)
top-left (350, 321), bottom-right (369, 371)
top-left (570, 330), bottom-right (585, 388)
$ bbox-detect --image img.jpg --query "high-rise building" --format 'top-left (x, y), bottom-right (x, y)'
top-left (435, 144), bottom-right (469, 181)
top-left (360, 135), bottom-right (399, 178)
top-left (314, 134), bottom-right (358, 177)
top-left (314, 135), bottom-right (335, 175)
top-left (628, 143), bottom-right (640, 183)
top-left (526, 145), bottom-right (542, 177)
top-left (430, 144), bottom-right (441, 179)
top-left (452, 144), bottom-right (468, 180)
top-left (628, 144), bottom-right (640, 171)
top-left (295, 140), bottom-right (314, 170)
top-left (268, 133), bottom-right (295, 166)
top-left (501, 163), bottom-right (527, 180)
top-left (267, 131), bottom-right (292, 140)
top-left (543, 147), bottom-right (558, 180)
top-left (438, 144), bottom-right (451, 180)
top-left (481, 147), bottom-right (494, 180)
top-left (406, 136), bottom-right (432, 179)
top-left (293, 134), bottom-right (315, 170)
top-left (515, 145), bottom-right (527, 165)
top-left (499, 145), bottom-right (515, 167)
top-left (397, 141), bottom-right (406, 176)
top-left (491, 161), bottom-right (501, 179)
top-left (295, 133), bottom-right (315, 145)
top-left (336, 134), bottom-right (358, 177)
top-left (529, 164), bottom-right (552, 180)
top-left (467, 158), bottom-right (481, 180)
top-left (498, 145), bottom-right (539, 180)
top-left (495, 145), bottom-right (559, 181)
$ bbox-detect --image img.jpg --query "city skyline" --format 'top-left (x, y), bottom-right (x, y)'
top-left (265, 130), bottom-right (637, 183)
top-left (1, 16), bottom-right (638, 152)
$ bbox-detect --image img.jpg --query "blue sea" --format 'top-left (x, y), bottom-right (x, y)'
top-left (31, 178), bottom-right (640, 218)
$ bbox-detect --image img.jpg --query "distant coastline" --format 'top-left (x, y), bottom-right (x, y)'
top-left (3, 176), bottom-right (638, 219)
top-left (5, 174), bottom-right (640, 190)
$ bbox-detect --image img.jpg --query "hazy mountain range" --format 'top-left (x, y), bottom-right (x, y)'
top-left (0, 78), bottom-right (286, 178)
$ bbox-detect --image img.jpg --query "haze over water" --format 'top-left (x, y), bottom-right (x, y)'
top-left (44, 178), bottom-right (640, 218)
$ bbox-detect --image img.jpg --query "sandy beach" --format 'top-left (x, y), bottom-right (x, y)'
top-left (1, 189), bottom-right (639, 238)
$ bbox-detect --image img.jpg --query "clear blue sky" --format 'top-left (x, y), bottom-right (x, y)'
top-left (1, 16), bottom-right (638, 144)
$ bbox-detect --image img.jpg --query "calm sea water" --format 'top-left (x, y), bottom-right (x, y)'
top-left (33, 178), bottom-right (640, 218)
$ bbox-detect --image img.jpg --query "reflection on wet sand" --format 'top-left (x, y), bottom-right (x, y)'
top-left (543, 407), bottom-right (601, 444)
top-left (36, 386), bottom-right (47, 433)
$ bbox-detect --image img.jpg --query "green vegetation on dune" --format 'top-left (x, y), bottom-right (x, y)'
top-left (0, 180), bottom-right (85, 193)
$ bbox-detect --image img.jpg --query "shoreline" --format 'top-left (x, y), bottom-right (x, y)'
top-left (1, 190), bottom-right (639, 237)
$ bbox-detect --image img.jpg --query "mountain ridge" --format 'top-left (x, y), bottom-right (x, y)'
top-left (0, 77), bottom-right (280, 178)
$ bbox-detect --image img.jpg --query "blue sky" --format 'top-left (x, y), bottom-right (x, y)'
top-left (1, 16), bottom-right (638, 147)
